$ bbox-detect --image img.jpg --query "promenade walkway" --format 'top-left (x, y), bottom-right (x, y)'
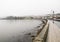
top-left (47, 21), bottom-right (60, 42)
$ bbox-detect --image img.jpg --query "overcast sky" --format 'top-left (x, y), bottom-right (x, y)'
top-left (0, 0), bottom-right (60, 17)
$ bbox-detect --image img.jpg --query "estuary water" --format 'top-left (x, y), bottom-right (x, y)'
top-left (0, 20), bottom-right (42, 42)
top-left (54, 21), bottom-right (60, 28)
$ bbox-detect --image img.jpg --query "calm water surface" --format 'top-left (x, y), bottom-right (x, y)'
top-left (54, 21), bottom-right (60, 28)
top-left (0, 20), bottom-right (42, 42)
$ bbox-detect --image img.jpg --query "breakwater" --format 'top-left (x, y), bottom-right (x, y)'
top-left (32, 19), bottom-right (49, 42)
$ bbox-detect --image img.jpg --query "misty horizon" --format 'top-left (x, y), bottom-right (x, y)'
top-left (0, 0), bottom-right (60, 17)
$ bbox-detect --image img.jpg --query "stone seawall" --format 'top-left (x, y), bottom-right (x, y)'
top-left (33, 19), bottom-right (49, 42)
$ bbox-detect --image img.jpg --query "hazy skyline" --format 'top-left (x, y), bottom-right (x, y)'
top-left (0, 0), bottom-right (60, 17)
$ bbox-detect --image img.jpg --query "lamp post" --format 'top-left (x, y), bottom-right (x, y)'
top-left (53, 11), bottom-right (54, 23)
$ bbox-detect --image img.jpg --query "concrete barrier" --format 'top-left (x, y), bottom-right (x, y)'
top-left (32, 20), bottom-right (49, 42)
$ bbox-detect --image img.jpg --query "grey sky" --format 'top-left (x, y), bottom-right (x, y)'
top-left (0, 0), bottom-right (60, 17)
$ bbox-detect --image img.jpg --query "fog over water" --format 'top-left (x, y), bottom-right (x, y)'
top-left (0, 0), bottom-right (60, 17)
